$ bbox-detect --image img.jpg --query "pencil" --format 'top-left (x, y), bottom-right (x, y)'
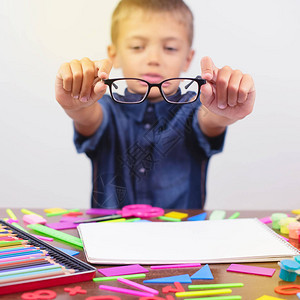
top-left (0, 268), bottom-right (75, 284)
top-left (0, 240), bottom-right (29, 247)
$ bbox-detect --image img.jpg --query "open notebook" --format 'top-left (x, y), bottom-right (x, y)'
top-left (77, 218), bottom-right (300, 264)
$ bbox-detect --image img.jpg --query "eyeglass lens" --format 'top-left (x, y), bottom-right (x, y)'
top-left (109, 78), bottom-right (200, 104)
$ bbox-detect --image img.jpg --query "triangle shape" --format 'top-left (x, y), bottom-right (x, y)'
top-left (144, 274), bottom-right (191, 283)
top-left (191, 264), bottom-right (214, 280)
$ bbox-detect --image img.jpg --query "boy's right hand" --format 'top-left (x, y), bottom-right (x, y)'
top-left (55, 58), bottom-right (112, 111)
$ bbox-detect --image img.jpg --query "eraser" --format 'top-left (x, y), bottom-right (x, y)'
top-left (23, 214), bottom-right (47, 225)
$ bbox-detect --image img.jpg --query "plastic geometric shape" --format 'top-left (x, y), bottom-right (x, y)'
top-left (187, 212), bottom-right (207, 221)
top-left (191, 264), bottom-right (214, 280)
top-left (209, 210), bottom-right (226, 220)
top-left (64, 286), bottom-right (87, 296)
top-left (256, 296), bottom-right (285, 300)
top-left (98, 264), bottom-right (148, 277)
top-left (227, 263), bottom-right (275, 277)
top-left (143, 274), bottom-right (192, 284)
top-left (164, 211), bottom-right (188, 220)
top-left (162, 282), bottom-right (185, 293)
top-left (274, 284), bottom-right (300, 295)
top-left (56, 247), bottom-right (80, 256)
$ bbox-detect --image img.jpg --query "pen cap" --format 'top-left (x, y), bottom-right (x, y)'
top-left (271, 213), bottom-right (288, 230)
top-left (279, 217), bottom-right (296, 234)
top-left (288, 222), bottom-right (300, 239)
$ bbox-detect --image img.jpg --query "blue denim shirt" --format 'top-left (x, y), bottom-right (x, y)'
top-left (74, 90), bottom-right (226, 209)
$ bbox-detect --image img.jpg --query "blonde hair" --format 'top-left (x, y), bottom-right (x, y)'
top-left (111, 0), bottom-right (194, 47)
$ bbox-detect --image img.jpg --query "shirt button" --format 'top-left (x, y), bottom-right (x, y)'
top-left (139, 167), bottom-right (146, 174)
top-left (147, 106), bottom-right (154, 112)
top-left (144, 123), bottom-right (151, 130)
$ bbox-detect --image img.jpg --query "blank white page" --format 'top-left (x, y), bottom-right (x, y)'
top-left (77, 218), bottom-right (300, 264)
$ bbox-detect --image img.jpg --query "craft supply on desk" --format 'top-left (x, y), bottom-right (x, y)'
top-left (21, 209), bottom-right (44, 218)
top-left (188, 283), bottom-right (244, 290)
top-left (187, 212), bottom-right (207, 221)
top-left (175, 288), bottom-right (233, 297)
top-left (150, 263), bottom-right (201, 269)
top-left (209, 210), bottom-right (226, 220)
top-left (227, 264), bottom-right (276, 277)
top-left (228, 212), bottom-right (240, 219)
top-left (279, 217), bottom-right (297, 234)
top-left (271, 213), bottom-right (288, 230)
top-left (92, 273), bottom-right (146, 282)
top-left (164, 211), bottom-right (188, 219)
top-left (117, 277), bottom-right (159, 295)
top-left (191, 264), bottom-right (214, 280)
top-left (23, 214), bottom-right (47, 225)
top-left (99, 284), bottom-right (155, 297)
top-left (27, 224), bottom-right (83, 249)
top-left (0, 220), bottom-right (95, 295)
top-left (6, 209), bottom-right (18, 221)
top-left (278, 259), bottom-right (300, 282)
top-left (98, 264), bottom-right (148, 276)
top-left (46, 209), bottom-right (80, 217)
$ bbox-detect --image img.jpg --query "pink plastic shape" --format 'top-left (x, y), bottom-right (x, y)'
top-left (86, 208), bottom-right (119, 215)
top-left (150, 263), bottom-right (201, 270)
top-left (32, 234), bottom-right (54, 242)
top-left (117, 278), bottom-right (159, 295)
top-left (99, 285), bottom-right (154, 297)
top-left (259, 216), bottom-right (272, 224)
top-left (23, 214), bottom-right (47, 225)
top-left (118, 204), bottom-right (164, 218)
top-left (227, 263), bottom-right (276, 277)
top-left (98, 264), bottom-right (149, 277)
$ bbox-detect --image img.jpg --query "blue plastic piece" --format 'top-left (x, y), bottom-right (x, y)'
top-left (191, 264), bottom-right (214, 280)
top-left (143, 274), bottom-right (192, 283)
top-left (187, 212), bottom-right (207, 221)
top-left (56, 247), bottom-right (80, 256)
top-left (295, 255), bottom-right (300, 264)
top-left (279, 259), bottom-right (300, 282)
top-left (297, 292), bottom-right (300, 299)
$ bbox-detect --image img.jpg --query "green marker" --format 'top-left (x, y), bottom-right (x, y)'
top-left (93, 273), bottom-right (146, 282)
top-left (228, 212), bottom-right (240, 219)
top-left (157, 216), bottom-right (181, 222)
top-left (27, 224), bottom-right (83, 249)
top-left (125, 218), bottom-right (141, 222)
top-left (46, 209), bottom-right (80, 217)
top-left (188, 283), bottom-right (244, 289)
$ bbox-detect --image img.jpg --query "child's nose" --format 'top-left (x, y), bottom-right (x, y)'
top-left (146, 47), bottom-right (161, 66)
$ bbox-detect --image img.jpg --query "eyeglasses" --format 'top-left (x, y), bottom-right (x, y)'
top-left (99, 76), bottom-right (206, 104)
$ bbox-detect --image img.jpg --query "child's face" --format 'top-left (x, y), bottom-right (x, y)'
top-left (108, 10), bottom-right (194, 102)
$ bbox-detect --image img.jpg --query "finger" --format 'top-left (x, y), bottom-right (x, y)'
top-left (200, 56), bottom-right (217, 81)
top-left (92, 59), bottom-right (113, 97)
top-left (200, 81), bottom-right (214, 107)
top-left (79, 57), bottom-right (95, 103)
top-left (216, 66), bottom-right (232, 109)
top-left (227, 70), bottom-right (243, 107)
top-left (69, 59), bottom-right (83, 99)
top-left (237, 74), bottom-right (255, 104)
top-left (57, 63), bottom-right (72, 92)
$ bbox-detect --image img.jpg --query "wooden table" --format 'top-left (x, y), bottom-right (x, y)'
top-left (0, 209), bottom-right (299, 299)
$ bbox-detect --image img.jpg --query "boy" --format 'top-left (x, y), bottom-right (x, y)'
top-left (55, 0), bottom-right (255, 209)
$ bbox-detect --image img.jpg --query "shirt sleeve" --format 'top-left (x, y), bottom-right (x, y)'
top-left (73, 101), bottom-right (109, 154)
top-left (192, 106), bottom-right (226, 158)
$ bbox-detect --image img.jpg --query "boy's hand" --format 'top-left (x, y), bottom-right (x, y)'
top-left (200, 56), bottom-right (256, 122)
top-left (55, 58), bottom-right (112, 111)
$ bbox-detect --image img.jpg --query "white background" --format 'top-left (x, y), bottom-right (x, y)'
top-left (0, 0), bottom-right (299, 210)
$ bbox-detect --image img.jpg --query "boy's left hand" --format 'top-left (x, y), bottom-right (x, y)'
top-left (200, 56), bottom-right (256, 122)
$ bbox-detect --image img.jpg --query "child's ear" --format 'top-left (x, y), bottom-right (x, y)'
top-left (107, 44), bottom-right (120, 68)
top-left (182, 49), bottom-right (195, 72)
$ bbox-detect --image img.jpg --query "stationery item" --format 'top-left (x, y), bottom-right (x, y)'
top-left (117, 204), bottom-right (164, 218)
top-left (188, 212), bottom-right (207, 221)
top-left (278, 259), bottom-right (300, 282)
top-left (44, 207), bottom-right (67, 214)
top-left (143, 274), bottom-right (192, 284)
top-left (181, 296), bottom-right (241, 300)
top-left (117, 277), bottom-right (159, 295)
top-left (274, 284), bottom-right (300, 295)
top-left (0, 220), bottom-right (95, 296)
top-left (188, 283), bottom-right (244, 289)
top-left (6, 209), bottom-right (18, 221)
top-left (92, 273), bottom-right (146, 282)
top-left (164, 211), bottom-right (188, 219)
top-left (98, 264), bottom-right (148, 276)
top-left (176, 288), bottom-right (232, 297)
top-left (46, 209), bottom-right (80, 217)
top-left (77, 218), bottom-right (300, 264)
top-left (46, 222), bottom-right (78, 230)
top-left (73, 215), bottom-right (123, 224)
top-left (99, 284), bottom-right (154, 297)
top-left (150, 263), bottom-right (201, 269)
top-left (21, 209), bottom-right (44, 218)
top-left (85, 208), bottom-right (119, 215)
top-left (228, 212), bottom-right (240, 219)
top-left (23, 214), bottom-right (47, 225)
top-left (209, 210), bottom-right (226, 220)
top-left (158, 216), bottom-right (181, 222)
top-left (27, 224), bottom-right (83, 248)
top-left (226, 264), bottom-right (276, 277)
top-left (271, 213), bottom-right (288, 230)
top-left (191, 264), bottom-right (214, 280)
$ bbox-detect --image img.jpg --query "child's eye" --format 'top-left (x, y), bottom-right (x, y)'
top-left (130, 46), bottom-right (144, 50)
top-left (165, 47), bottom-right (178, 52)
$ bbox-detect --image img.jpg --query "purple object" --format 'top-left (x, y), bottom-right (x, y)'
top-left (59, 216), bottom-right (85, 223)
top-left (6, 219), bottom-right (19, 224)
top-left (86, 208), bottom-right (118, 215)
top-left (46, 222), bottom-right (78, 230)
top-left (98, 264), bottom-right (149, 277)
top-left (227, 263), bottom-right (276, 277)
top-left (117, 278), bottom-right (159, 295)
top-left (150, 263), bottom-right (201, 269)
